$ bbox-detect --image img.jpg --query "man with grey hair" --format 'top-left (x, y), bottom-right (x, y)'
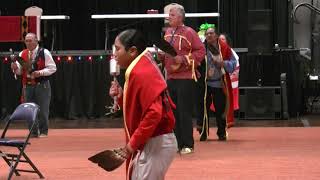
top-left (159, 3), bottom-right (205, 154)
top-left (11, 33), bottom-right (56, 138)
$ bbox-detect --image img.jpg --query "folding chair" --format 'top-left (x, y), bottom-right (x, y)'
top-left (0, 102), bottom-right (44, 179)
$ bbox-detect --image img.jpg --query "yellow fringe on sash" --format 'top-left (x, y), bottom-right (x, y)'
top-left (184, 53), bottom-right (198, 82)
top-left (124, 49), bottom-right (148, 180)
top-left (200, 55), bottom-right (209, 137)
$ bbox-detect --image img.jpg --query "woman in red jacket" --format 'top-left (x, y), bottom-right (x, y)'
top-left (109, 29), bottom-right (177, 180)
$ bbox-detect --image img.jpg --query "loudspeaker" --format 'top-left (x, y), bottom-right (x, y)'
top-left (239, 86), bottom-right (281, 119)
top-left (247, 9), bottom-right (273, 55)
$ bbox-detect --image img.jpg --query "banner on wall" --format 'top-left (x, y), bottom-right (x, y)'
top-left (0, 16), bottom-right (38, 42)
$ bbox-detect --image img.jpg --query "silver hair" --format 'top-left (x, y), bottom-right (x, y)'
top-left (26, 33), bottom-right (38, 41)
top-left (169, 3), bottom-right (185, 19)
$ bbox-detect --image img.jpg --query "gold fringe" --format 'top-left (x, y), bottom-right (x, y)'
top-left (200, 55), bottom-right (209, 137)
top-left (185, 53), bottom-right (197, 82)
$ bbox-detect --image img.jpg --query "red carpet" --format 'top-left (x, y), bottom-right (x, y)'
top-left (1, 127), bottom-right (320, 180)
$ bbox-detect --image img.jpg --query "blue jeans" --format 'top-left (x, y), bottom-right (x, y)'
top-left (24, 80), bottom-right (51, 135)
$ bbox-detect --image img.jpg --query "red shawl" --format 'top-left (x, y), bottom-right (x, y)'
top-left (219, 39), bottom-right (234, 128)
top-left (122, 50), bottom-right (175, 179)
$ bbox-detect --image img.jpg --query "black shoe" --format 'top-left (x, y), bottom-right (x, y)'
top-left (30, 133), bottom-right (39, 138)
top-left (218, 136), bottom-right (227, 141)
top-left (200, 134), bottom-right (207, 141)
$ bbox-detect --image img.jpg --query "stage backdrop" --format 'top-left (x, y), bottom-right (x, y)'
top-left (1, 0), bottom-right (305, 119)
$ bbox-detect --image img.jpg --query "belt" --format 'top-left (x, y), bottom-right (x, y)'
top-left (208, 78), bottom-right (221, 82)
top-left (26, 78), bottom-right (36, 85)
top-left (26, 80), bottom-right (48, 86)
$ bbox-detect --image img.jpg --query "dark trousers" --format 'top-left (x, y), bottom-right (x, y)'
top-left (195, 78), bottom-right (206, 129)
top-left (24, 80), bottom-right (51, 135)
top-left (167, 79), bottom-right (195, 149)
top-left (205, 87), bottom-right (227, 137)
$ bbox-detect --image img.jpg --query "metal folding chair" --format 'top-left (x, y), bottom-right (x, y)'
top-left (0, 102), bottom-right (44, 179)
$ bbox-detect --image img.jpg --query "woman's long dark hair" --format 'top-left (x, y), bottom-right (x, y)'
top-left (117, 29), bottom-right (147, 54)
top-left (220, 33), bottom-right (233, 47)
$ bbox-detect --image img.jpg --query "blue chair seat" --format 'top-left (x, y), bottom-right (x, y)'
top-left (0, 138), bottom-right (30, 147)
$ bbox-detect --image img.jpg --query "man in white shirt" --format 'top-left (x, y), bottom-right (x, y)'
top-left (11, 33), bottom-right (56, 138)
